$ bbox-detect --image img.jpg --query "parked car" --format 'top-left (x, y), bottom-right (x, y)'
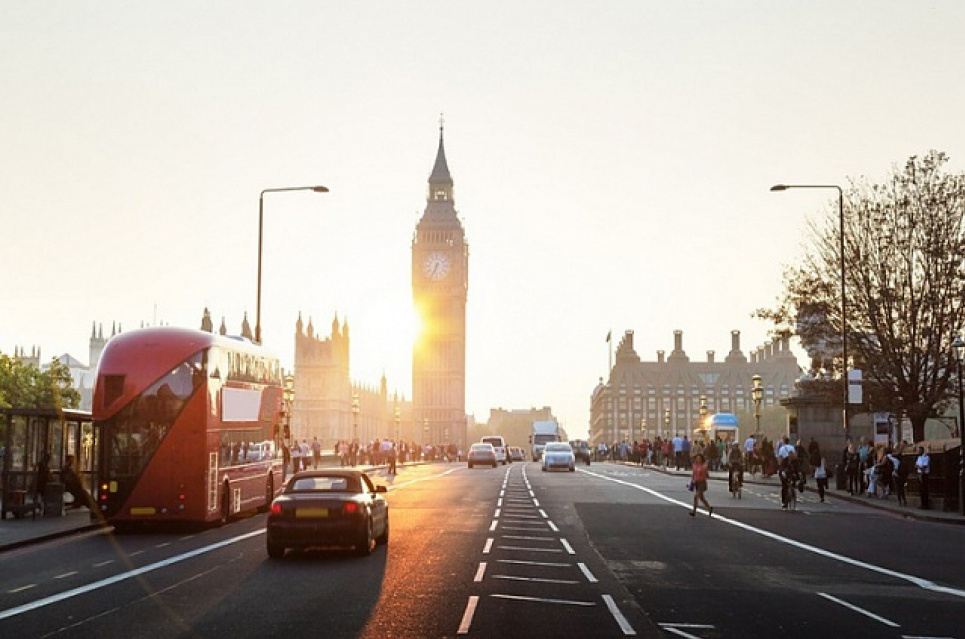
top-left (569, 439), bottom-right (591, 465)
top-left (266, 469), bottom-right (388, 558)
top-left (468, 442), bottom-right (498, 468)
top-left (509, 446), bottom-right (526, 462)
top-left (541, 442), bottom-right (576, 472)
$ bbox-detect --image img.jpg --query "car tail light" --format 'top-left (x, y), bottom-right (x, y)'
top-left (270, 502), bottom-right (282, 515)
top-left (343, 502), bottom-right (359, 515)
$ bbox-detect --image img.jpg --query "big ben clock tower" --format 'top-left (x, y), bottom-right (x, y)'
top-left (412, 122), bottom-right (468, 449)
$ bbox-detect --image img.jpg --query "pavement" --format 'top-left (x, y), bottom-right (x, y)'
top-left (2, 460), bottom-right (963, 553)
top-left (627, 459), bottom-right (965, 524)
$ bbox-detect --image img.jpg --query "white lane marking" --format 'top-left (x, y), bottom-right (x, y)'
top-left (0, 529), bottom-right (264, 621)
top-left (474, 562), bottom-right (487, 582)
top-left (93, 560), bottom-right (114, 568)
top-left (493, 575), bottom-right (580, 585)
top-left (489, 520), bottom-right (498, 532)
top-left (497, 559), bottom-right (572, 568)
top-left (502, 535), bottom-right (555, 541)
top-left (128, 551), bottom-right (144, 557)
top-left (533, 498), bottom-right (541, 507)
top-left (560, 539), bottom-right (575, 555)
top-left (817, 592), bottom-right (900, 627)
top-left (662, 628), bottom-right (703, 639)
top-left (483, 538), bottom-right (494, 554)
top-left (154, 542), bottom-right (171, 549)
top-left (498, 545), bottom-right (563, 553)
top-left (583, 468), bottom-right (965, 599)
top-left (547, 521), bottom-right (560, 532)
top-left (491, 593), bottom-right (595, 606)
top-left (497, 498), bottom-right (503, 507)
top-left (529, 491), bottom-right (536, 498)
top-left (603, 594), bottom-right (637, 635)
top-left (457, 596), bottom-right (479, 634)
top-left (539, 509), bottom-right (548, 518)
top-left (659, 624), bottom-right (715, 629)
top-left (578, 562), bottom-right (598, 583)
top-left (900, 636), bottom-right (956, 638)
top-left (501, 524), bottom-right (548, 530)
top-left (54, 572), bottom-right (78, 580)
top-left (494, 508), bottom-right (501, 518)
top-left (501, 514), bottom-right (541, 520)
top-left (8, 585), bottom-right (36, 594)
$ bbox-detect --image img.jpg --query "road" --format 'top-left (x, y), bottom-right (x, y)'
top-left (0, 462), bottom-right (962, 638)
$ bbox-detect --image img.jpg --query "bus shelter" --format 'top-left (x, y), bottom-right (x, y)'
top-left (693, 412), bottom-right (740, 447)
top-left (1, 407), bottom-right (96, 519)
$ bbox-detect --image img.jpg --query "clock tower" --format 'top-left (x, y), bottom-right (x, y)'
top-left (412, 123), bottom-right (468, 449)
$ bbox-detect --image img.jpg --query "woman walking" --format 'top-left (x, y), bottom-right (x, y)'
top-left (689, 453), bottom-right (713, 517)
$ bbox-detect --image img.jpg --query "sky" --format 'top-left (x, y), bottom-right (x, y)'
top-left (3, 2), bottom-right (965, 439)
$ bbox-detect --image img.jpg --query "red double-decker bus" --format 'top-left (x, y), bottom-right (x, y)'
top-left (93, 327), bottom-right (285, 526)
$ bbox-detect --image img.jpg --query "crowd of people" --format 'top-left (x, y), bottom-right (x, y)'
top-left (282, 437), bottom-right (464, 476)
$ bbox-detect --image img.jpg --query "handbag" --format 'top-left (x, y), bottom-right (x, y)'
top-left (687, 480), bottom-right (694, 492)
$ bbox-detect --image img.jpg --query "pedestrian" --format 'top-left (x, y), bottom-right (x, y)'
top-left (311, 436), bottom-right (321, 469)
top-left (61, 455), bottom-right (93, 510)
top-left (813, 455), bottom-right (828, 502)
top-left (387, 441), bottom-right (397, 474)
top-left (291, 441), bottom-right (302, 473)
top-left (35, 452), bottom-right (52, 503)
top-left (845, 443), bottom-right (860, 495)
top-left (915, 446), bottom-right (931, 509)
top-left (689, 453), bottom-right (713, 517)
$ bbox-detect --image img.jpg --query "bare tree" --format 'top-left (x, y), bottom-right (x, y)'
top-left (760, 151), bottom-right (965, 442)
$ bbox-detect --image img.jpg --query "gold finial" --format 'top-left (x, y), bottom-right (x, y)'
top-left (439, 112), bottom-right (445, 131)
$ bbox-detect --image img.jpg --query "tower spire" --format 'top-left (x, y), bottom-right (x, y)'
top-left (428, 116), bottom-right (453, 199)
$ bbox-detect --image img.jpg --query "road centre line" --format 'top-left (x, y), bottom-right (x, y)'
top-left (489, 520), bottom-right (498, 531)
top-left (494, 508), bottom-right (501, 517)
top-left (547, 521), bottom-right (559, 532)
top-left (0, 529), bottom-right (264, 621)
top-left (491, 593), bottom-right (595, 607)
top-left (483, 538), bottom-right (494, 554)
top-left (497, 558), bottom-right (572, 567)
top-left (54, 572), bottom-right (78, 579)
top-left (497, 498), bottom-right (503, 507)
top-left (539, 509), bottom-right (548, 518)
top-left (533, 498), bottom-right (541, 506)
top-left (560, 539), bottom-right (575, 555)
top-left (578, 563), bottom-right (598, 583)
top-left (581, 468), bottom-right (965, 600)
top-left (817, 592), bottom-right (899, 627)
top-left (457, 596), bottom-right (479, 635)
top-left (474, 562), bottom-right (487, 582)
top-left (603, 594), bottom-right (637, 636)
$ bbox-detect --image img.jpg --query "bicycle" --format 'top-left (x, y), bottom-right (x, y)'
top-left (728, 464), bottom-right (743, 499)
top-left (787, 479), bottom-right (797, 511)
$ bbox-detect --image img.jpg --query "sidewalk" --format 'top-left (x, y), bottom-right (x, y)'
top-left (620, 460), bottom-right (965, 525)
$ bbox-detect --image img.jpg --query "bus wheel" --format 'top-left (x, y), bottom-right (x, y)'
top-left (257, 476), bottom-right (274, 514)
top-left (219, 485), bottom-right (231, 526)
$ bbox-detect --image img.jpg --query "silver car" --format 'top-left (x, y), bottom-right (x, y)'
top-left (541, 442), bottom-right (575, 472)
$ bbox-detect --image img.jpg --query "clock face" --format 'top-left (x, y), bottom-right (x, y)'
top-left (423, 252), bottom-right (451, 280)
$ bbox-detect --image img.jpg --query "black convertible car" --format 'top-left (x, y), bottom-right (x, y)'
top-left (266, 469), bottom-right (389, 558)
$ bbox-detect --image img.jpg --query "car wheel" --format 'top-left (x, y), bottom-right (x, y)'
top-left (267, 538), bottom-right (285, 559)
top-left (376, 514), bottom-right (389, 545)
top-left (355, 518), bottom-right (373, 556)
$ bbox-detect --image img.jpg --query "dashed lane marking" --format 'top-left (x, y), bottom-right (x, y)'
top-left (473, 562), bottom-right (487, 582)
top-left (483, 538), bottom-right (494, 554)
top-left (602, 594), bottom-right (637, 635)
top-left (457, 596), bottom-right (479, 635)
top-left (491, 593), bottom-right (595, 607)
top-left (578, 563), bottom-right (598, 583)
top-left (560, 539), bottom-right (575, 555)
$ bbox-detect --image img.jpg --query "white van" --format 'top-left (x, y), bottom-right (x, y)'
top-left (480, 436), bottom-right (508, 464)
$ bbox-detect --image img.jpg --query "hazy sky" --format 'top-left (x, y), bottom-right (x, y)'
top-left (3, 2), bottom-right (965, 438)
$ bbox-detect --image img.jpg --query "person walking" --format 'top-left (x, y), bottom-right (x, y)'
top-left (689, 453), bottom-right (713, 517)
top-left (35, 452), bottom-right (52, 506)
top-left (311, 436), bottom-right (321, 469)
top-left (845, 443), bottom-right (860, 495)
top-left (726, 442), bottom-right (743, 495)
top-left (813, 455), bottom-right (828, 502)
top-left (915, 446), bottom-right (931, 509)
top-left (61, 455), bottom-right (93, 510)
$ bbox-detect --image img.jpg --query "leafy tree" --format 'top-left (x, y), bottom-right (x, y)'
top-left (759, 151), bottom-right (965, 442)
top-left (0, 353), bottom-right (80, 410)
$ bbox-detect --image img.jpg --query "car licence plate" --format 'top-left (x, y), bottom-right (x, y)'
top-left (295, 508), bottom-right (329, 518)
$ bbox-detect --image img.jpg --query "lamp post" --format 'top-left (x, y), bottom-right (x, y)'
top-left (664, 407), bottom-right (671, 437)
top-left (752, 373), bottom-right (764, 436)
top-left (394, 406), bottom-right (401, 443)
top-left (771, 184), bottom-right (848, 442)
top-left (351, 392), bottom-right (360, 450)
top-left (256, 185), bottom-right (328, 344)
top-left (423, 418), bottom-right (429, 446)
top-left (283, 374), bottom-right (295, 441)
top-left (699, 394), bottom-right (708, 432)
top-left (951, 335), bottom-right (965, 515)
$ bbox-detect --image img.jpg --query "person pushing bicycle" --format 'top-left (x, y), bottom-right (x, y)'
top-left (727, 442), bottom-right (743, 495)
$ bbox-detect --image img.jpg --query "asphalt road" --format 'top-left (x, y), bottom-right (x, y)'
top-left (0, 462), bottom-right (961, 638)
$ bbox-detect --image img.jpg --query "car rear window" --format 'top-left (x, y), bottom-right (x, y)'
top-left (290, 476), bottom-right (357, 492)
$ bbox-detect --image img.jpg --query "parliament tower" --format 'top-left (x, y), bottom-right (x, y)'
top-left (412, 124), bottom-right (468, 448)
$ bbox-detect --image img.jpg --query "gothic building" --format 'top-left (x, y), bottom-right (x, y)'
top-left (412, 123), bottom-right (469, 448)
top-left (590, 329), bottom-right (801, 446)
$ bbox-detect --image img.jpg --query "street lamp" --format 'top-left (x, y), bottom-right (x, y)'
top-left (664, 407), bottom-right (671, 437)
top-left (752, 373), bottom-right (764, 436)
top-left (394, 406), bottom-right (401, 443)
top-left (951, 335), bottom-right (965, 515)
top-left (256, 185), bottom-right (328, 344)
top-left (423, 418), bottom-right (429, 445)
top-left (283, 374), bottom-right (295, 441)
top-left (770, 184), bottom-right (848, 442)
top-left (351, 392), bottom-right (360, 447)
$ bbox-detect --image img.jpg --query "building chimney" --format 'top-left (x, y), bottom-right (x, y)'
top-left (674, 330), bottom-right (683, 353)
top-left (657, 350), bottom-right (665, 364)
top-left (731, 330), bottom-right (740, 352)
top-left (707, 350), bottom-right (715, 363)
